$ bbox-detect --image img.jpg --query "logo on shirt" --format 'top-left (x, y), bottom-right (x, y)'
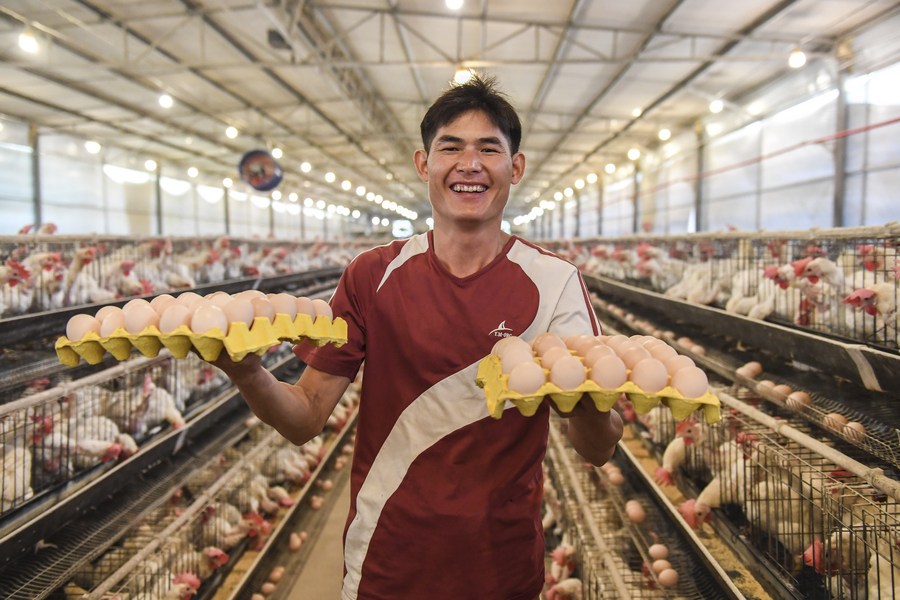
top-left (489, 320), bottom-right (513, 338)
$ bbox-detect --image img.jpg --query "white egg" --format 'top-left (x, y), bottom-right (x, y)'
top-left (268, 292), bottom-right (299, 318)
top-left (149, 294), bottom-right (177, 315)
top-left (123, 304), bottom-right (159, 334)
top-left (620, 345), bottom-right (652, 369)
top-left (500, 344), bottom-right (535, 374)
top-left (671, 366), bottom-right (709, 399)
top-left (123, 298), bottom-right (152, 312)
top-left (95, 305), bottom-right (121, 323)
top-left (159, 304), bottom-right (193, 333)
top-left (663, 354), bottom-right (694, 376)
top-left (605, 335), bottom-right (631, 350)
top-left (588, 355), bottom-right (628, 389)
top-left (652, 559), bottom-right (672, 574)
top-left (607, 469), bottom-right (625, 485)
top-left (191, 304), bottom-right (229, 335)
top-left (549, 355), bottom-right (586, 390)
top-left (295, 296), bottom-right (316, 317)
top-left (66, 314), bottom-right (101, 340)
top-left (649, 344), bottom-right (678, 362)
top-left (222, 297), bottom-right (255, 326)
top-left (236, 289), bottom-right (266, 301)
top-left (507, 361), bottom-right (547, 395)
top-left (648, 544), bottom-right (669, 560)
top-left (658, 568), bottom-right (679, 588)
top-left (100, 310), bottom-right (126, 336)
top-left (311, 298), bottom-right (333, 319)
top-left (583, 344), bottom-right (615, 366)
top-left (175, 291), bottom-right (204, 310)
top-left (843, 421), bottom-right (866, 442)
top-left (823, 412), bottom-right (848, 432)
top-left (207, 292), bottom-right (233, 309)
top-left (625, 499), bottom-right (646, 523)
top-left (493, 336), bottom-right (530, 357)
top-left (630, 358), bottom-right (669, 393)
top-left (251, 297), bottom-right (276, 322)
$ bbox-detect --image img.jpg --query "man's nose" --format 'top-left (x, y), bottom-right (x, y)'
top-left (456, 148), bottom-right (482, 171)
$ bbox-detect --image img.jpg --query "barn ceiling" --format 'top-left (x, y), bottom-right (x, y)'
top-left (1, 0), bottom-right (896, 223)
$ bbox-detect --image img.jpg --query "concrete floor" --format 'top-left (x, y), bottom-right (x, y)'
top-left (285, 476), bottom-right (350, 599)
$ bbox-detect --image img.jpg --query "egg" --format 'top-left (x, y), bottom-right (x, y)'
top-left (589, 355), bottom-right (628, 389)
top-left (251, 297), bottom-right (276, 322)
top-left (149, 293), bottom-right (177, 315)
top-left (652, 559), bottom-right (672, 574)
top-left (251, 594), bottom-right (266, 600)
top-left (736, 361), bottom-right (763, 378)
top-left (123, 303), bottom-right (159, 334)
top-left (649, 343), bottom-right (678, 362)
top-left (823, 412), bottom-right (848, 432)
top-left (100, 310), bottom-right (126, 336)
top-left (175, 291), bottom-right (204, 310)
top-left (663, 354), bottom-right (694, 375)
top-left (260, 582), bottom-right (277, 595)
top-left (549, 355), bottom-right (587, 390)
top-left (607, 469), bottom-right (625, 486)
top-left (500, 344), bottom-right (535, 373)
top-left (206, 292), bottom-right (233, 309)
top-left (658, 568), bottom-right (679, 588)
top-left (771, 384), bottom-right (793, 402)
top-left (786, 391), bottom-right (813, 410)
top-left (66, 314), bottom-right (101, 340)
top-left (532, 333), bottom-right (567, 357)
top-left (755, 379), bottom-right (775, 395)
top-left (690, 344), bottom-right (706, 356)
top-left (624, 499), bottom-right (646, 523)
top-left (269, 566), bottom-right (285, 583)
top-left (648, 544), bottom-right (669, 560)
top-left (494, 335), bottom-right (530, 357)
top-left (289, 532), bottom-right (303, 551)
top-left (236, 289), bottom-right (266, 301)
top-left (191, 304), bottom-right (229, 335)
top-left (311, 298), bottom-right (333, 319)
top-left (605, 335), bottom-right (630, 350)
top-left (676, 336), bottom-right (693, 347)
top-left (572, 336), bottom-right (601, 357)
top-left (540, 345), bottom-right (570, 370)
top-left (620, 345), bottom-right (651, 369)
top-left (843, 421), bottom-right (866, 442)
top-left (671, 366), bottom-right (709, 398)
top-left (630, 358), bottom-right (669, 393)
top-left (583, 344), bottom-right (615, 366)
top-left (295, 296), bottom-right (317, 317)
top-left (222, 297), bottom-right (255, 327)
top-left (508, 361), bottom-right (546, 395)
top-left (159, 304), bottom-right (193, 333)
top-left (95, 305), bottom-right (121, 323)
top-left (268, 292), bottom-right (299, 318)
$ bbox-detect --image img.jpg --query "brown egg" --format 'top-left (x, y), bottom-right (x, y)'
top-left (251, 297), bottom-right (276, 322)
top-left (631, 358), bottom-right (669, 393)
top-left (755, 379), bottom-right (775, 395)
top-left (260, 582), bottom-right (277, 595)
top-left (823, 412), bottom-right (848, 432)
top-left (268, 292), bottom-right (299, 318)
top-left (236, 289), bottom-right (266, 301)
top-left (66, 313), bottom-right (101, 340)
top-left (620, 345), bottom-right (652, 369)
top-left (289, 532), bottom-right (302, 551)
top-left (100, 310), bottom-right (126, 336)
top-left (663, 354), bottom-right (694, 376)
top-left (540, 345), bottom-right (570, 370)
top-left (588, 355), bottom-right (628, 389)
top-left (311, 298), bottom-right (333, 319)
top-left (605, 335), bottom-right (631, 350)
top-left (652, 559), bottom-right (672, 574)
top-left (658, 568), bottom-right (679, 588)
top-left (786, 391), bottom-right (812, 410)
top-left (550, 355), bottom-right (587, 390)
top-left (671, 366), bottom-right (709, 398)
top-left (190, 304), bottom-right (229, 335)
top-left (607, 469), bottom-right (625, 486)
top-left (690, 344), bottom-right (706, 356)
top-left (123, 303), bottom-right (159, 334)
top-left (123, 297), bottom-right (152, 312)
top-left (843, 421), bottom-right (866, 442)
top-left (771, 384), bottom-right (793, 402)
top-left (268, 566), bottom-right (285, 583)
top-left (648, 544), bottom-right (669, 560)
top-left (508, 361), bottom-right (547, 395)
top-left (676, 336), bottom-right (693, 347)
top-left (736, 361), bottom-right (763, 378)
top-left (532, 332), bottom-right (568, 356)
top-left (572, 336), bottom-right (601, 356)
top-left (296, 296), bottom-right (316, 317)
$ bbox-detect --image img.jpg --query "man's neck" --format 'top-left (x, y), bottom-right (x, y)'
top-left (431, 227), bottom-right (510, 278)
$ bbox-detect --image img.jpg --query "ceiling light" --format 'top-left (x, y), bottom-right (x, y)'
top-left (381, 218), bottom-right (389, 227)
top-left (223, 177), bottom-right (233, 188)
top-left (709, 99), bottom-right (724, 114)
top-left (271, 147), bottom-right (283, 159)
top-left (574, 179), bottom-right (584, 190)
top-left (706, 122), bottom-right (723, 137)
top-left (145, 159), bottom-right (157, 171)
top-left (84, 141), bottom-right (101, 155)
top-left (18, 29), bottom-right (39, 54)
top-left (356, 185), bottom-right (366, 196)
top-left (352, 209), bottom-right (361, 219)
top-left (631, 107), bottom-right (643, 118)
top-left (554, 191), bottom-right (563, 201)
top-left (454, 67), bottom-right (473, 85)
top-left (658, 128), bottom-right (672, 141)
top-left (289, 192), bottom-right (298, 202)
top-left (627, 148), bottom-right (641, 161)
top-left (564, 187), bottom-right (574, 197)
top-left (225, 126), bottom-right (239, 139)
top-left (304, 197), bottom-right (313, 207)
top-left (605, 163), bottom-right (616, 174)
top-left (366, 192), bottom-right (375, 201)
top-left (187, 167), bottom-right (198, 178)
top-left (272, 190), bottom-right (282, 201)
top-left (586, 173), bottom-right (598, 184)
top-left (325, 172), bottom-right (336, 183)
top-left (158, 94), bottom-right (173, 109)
top-left (300, 161), bottom-right (312, 173)
top-left (375, 195), bottom-right (383, 204)
top-left (341, 179), bottom-right (352, 191)
top-left (386, 173), bottom-right (393, 180)
top-left (788, 48), bottom-right (807, 69)
top-left (446, 0), bottom-right (464, 10)
top-left (316, 200), bottom-right (326, 209)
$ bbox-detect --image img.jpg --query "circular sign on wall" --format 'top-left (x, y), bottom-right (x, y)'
top-left (238, 149), bottom-right (283, 191)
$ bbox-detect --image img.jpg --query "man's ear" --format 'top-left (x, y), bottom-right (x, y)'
top-left (413, 149), bottom-right (429, 182)
top-left (511, 152), bottom-right (525, 185)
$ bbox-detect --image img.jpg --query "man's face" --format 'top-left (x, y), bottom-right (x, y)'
top-left (414, 110), bottom-right (525, 228)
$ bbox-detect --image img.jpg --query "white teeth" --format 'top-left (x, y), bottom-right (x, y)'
top-left (451, 184), bottom-right (487, 193)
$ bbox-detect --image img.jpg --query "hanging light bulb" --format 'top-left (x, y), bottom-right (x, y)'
top-left (454, 67), bottom-right (473, 85)
top-left (658, 128), bottom-right (672, 141)
top-left (788, 48), bottom-right (807, 69)
top-left (709, 99), bottom-right (724, 114)
top-left (627, 148), bottom-right (641, 161)
top-left (18, 29), bottom-right (39, 54)
top-left (158, 94), bottom-right (174, 109)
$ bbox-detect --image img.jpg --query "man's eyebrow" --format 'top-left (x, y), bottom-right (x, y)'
top-left (434, 134), bottom-right (505, 146)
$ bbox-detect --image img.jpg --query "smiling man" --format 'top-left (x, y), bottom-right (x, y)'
top-left (210, 75), bottom-right (622, 599)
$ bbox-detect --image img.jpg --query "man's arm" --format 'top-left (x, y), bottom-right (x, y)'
top-left (213, 354), bottom-right (351, 445)
top-left (555, 398), bottom-right (624, 466)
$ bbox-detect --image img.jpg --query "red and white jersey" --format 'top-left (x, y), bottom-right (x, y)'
top-left (295, 230), bottom-right (598, 600)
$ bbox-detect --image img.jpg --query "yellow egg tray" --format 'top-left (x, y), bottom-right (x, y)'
top-left (55, 313), bottom-right (348, 366)
top-left (475, 354), bottom-right (720, 424)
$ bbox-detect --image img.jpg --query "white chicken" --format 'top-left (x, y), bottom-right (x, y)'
top-left (1, 441), bottom-right (33, 511)
top-left (654, 418), bottom-right (703, 486)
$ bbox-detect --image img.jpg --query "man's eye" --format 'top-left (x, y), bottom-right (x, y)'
top-left (482, 147), bottom-right (500, 153)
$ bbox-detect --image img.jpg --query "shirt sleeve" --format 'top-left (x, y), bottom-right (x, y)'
top-left (548, 268), bottom-right (601, 337)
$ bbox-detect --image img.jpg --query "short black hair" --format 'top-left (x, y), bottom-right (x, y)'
top-left (420, 74), bottom-right (522, 154)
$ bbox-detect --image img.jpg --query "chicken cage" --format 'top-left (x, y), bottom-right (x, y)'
top-left (563, 224), bottom-right (900, 352)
